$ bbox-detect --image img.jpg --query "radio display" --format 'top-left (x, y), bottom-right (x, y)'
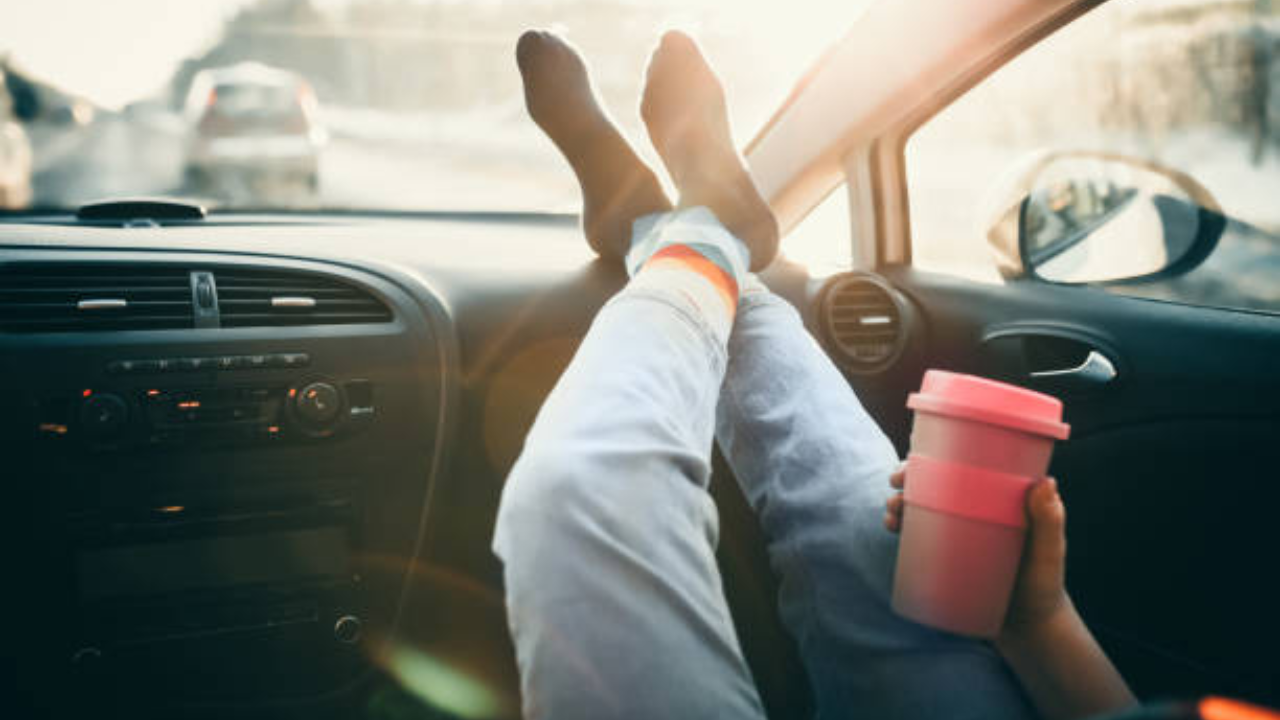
top-left (77, 527), bottom-right (350, 599)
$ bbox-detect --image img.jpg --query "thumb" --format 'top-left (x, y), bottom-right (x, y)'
top-left (1026, 477), bottom-right (1067, 568)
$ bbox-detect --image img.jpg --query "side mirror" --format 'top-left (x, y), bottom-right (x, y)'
top-left (983, 151), bottom-right (1225, 284)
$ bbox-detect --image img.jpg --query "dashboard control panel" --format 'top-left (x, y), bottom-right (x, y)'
top-left (107, 352), bottom-right (310, 374)
top-left (1, 253), bottom-right (449, 714)
top-left (31, 361), bottom-right (375, 449)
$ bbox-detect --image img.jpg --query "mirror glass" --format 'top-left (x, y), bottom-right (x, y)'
top-left (1019, 156), bottom-right (1216, 284)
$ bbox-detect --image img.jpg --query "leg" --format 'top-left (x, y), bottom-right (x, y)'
top-left (715, 279), bottom-right (1036, 719)
top-left (641, 31), bottom-right (779, 272)
top-left (634, 31), bottom-right (1032, 717)
top-left (495, 33), bottom-right (774, 720)
top-left (492, 218), bottom-right (763, 720)
top-left (516, 30), bottom-right (670, 261)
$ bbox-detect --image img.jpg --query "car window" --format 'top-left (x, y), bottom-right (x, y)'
top-left (784, 186), bottom-right (854, 273)
top-left (209, 84), bottom-right (299, 117)
top-left (906, 0), bottom-right (1280, 315)
top-left (0, 0), bottom-right (866, 215)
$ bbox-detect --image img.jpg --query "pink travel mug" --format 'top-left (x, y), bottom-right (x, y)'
top-left (891, 370), bottom-right (1070, 638)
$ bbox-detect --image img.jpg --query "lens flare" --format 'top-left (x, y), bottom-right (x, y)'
top-left (382, 643), bottom-right (501, 720)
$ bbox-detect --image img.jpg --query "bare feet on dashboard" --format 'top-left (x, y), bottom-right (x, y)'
top-left (640, 30), bottom-right (779, 271)
top-left (515, 30), bottom-right (671, 261)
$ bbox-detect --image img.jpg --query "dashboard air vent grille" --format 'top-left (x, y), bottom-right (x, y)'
top-left (0, 263), bottom-right (194, 333)
top-left (214, 268), bottom-right (392, 327)
top-left (821, 273), bottom-right (908, 372)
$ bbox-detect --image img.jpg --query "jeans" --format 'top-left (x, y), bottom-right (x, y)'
top-left (492, 211), bottom-right (1035, 719)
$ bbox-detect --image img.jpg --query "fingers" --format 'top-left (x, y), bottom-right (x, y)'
top-left (883, 492), bottom-right (905, 533)
top-left (886, 493), bottom-right (904, 515)
top-left (1028, 477), bottom-right (1065, 525)
top-left (1026, 477), bottom-right (1067, 565)
top-left (884, 463), bottom-right (907, 532)
top-left (885, 462), bottom-right (906, 533)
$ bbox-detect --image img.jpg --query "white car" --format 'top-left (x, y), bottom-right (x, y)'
top-left (183, 63), bottom-right (326, 199)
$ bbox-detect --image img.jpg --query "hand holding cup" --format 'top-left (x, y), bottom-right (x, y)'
top-left (887, 465), bottom-right (1071, 641)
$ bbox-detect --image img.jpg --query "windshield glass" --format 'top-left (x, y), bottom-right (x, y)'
top-left (1, 0), bottom-right (863, 213)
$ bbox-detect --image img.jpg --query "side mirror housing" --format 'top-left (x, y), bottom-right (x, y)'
top-left (983, 151), bottom-right (1225, 285)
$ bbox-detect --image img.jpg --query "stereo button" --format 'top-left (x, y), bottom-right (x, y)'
top-left (268, 352), bottom-right (309, 368)
top-left (80, 393), bottom-right (129, 439)
top-left (295, 382), bottom-right (342, 426)
top-left (334, 615), bottom-right (363, 645)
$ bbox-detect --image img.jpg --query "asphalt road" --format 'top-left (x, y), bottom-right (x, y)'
top-left (28, 112), bottom-right (577, 212)
top-left (30, 115), bottom-right (186, 206)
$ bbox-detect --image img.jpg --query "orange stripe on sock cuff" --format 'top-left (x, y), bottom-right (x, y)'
top-left (643, 244), bottom-right (739, 311)
top-left (1201, 697), bottom-right (1280, 720)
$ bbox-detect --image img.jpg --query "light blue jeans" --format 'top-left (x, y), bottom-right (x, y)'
top-left (492, 215), bottom-right (1035, 719)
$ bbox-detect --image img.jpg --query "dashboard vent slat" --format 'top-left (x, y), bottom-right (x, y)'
top-left (214, 269), bottom-right (392, 328)
top-left (0, 264), bottom-right (194, 333)
top-left (820, 273), bottom-right (910, 373)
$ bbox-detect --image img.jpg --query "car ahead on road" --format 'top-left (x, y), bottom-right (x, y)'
top-left (1, 0), bottom-right (1277, 719)
top-left (0, 68), bottom-right (32, 209)
top-left (182, 63), bottom-right (325, 201)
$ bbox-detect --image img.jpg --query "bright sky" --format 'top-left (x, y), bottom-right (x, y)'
top-left (0, 0), bottom-right (864, 110)
top-left (0, 0), bottom-right (259, 108)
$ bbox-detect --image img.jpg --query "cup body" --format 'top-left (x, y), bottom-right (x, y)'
top-left (892, 504), bottom-right (1025, 638)
top-left (891, 371), bottom-right (1069, 638)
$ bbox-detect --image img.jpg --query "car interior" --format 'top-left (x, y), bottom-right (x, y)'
top-left (2, 0), bottom-right (1277, 718)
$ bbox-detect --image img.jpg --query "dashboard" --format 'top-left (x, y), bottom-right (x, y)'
top-left (0, 214), bottom-right (611, 719)
top-left (0, 212), bottom-right (859, 719)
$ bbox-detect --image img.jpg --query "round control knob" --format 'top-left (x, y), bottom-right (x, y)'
top-left (294, 381), bottom-right (342, 427)
top-left (334, 615), bottom-right (363, 645)
top-left (79, 393), bottom-right (129, 439)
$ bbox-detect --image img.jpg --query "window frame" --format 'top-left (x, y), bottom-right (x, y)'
top-left (862, 1), bottom-right (1110, 270)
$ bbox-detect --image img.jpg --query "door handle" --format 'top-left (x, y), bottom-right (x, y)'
top-left (1029, 350), bottom-right (1117, 385)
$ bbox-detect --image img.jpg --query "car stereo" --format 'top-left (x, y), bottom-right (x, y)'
top-left (1, 254), bottom-right (449, 715)
top-left (13, 358), bottom-right (388, 707)
top-left (71, 485), bottom-right (366, 648)
top-left (32, 351), bottom-right (376, 450)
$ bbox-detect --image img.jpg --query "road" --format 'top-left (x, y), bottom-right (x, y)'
top-left (28, 110), bottom-right (578, 212)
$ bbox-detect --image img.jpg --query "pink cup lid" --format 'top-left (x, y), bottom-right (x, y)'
top-left (904, 453), bottom-right (1035, 528)
top-left (907, 370), bottom-right (1070, 440)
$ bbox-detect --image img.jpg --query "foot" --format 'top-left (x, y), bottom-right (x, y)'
top-left (516, 30), bottom-right (671, 261)
top-left (640, 31), bottom-right (779, 271)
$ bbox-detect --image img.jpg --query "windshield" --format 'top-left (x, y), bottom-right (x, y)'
top-left (1, 0), bottom-right (863, 213)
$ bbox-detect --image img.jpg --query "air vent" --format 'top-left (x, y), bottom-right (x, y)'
top-left (215, 268), bottom-right (392, 327)
top-left (821, 273), bottom-right (909, 372)
top-left (0, 264), bottom-right (195, 333)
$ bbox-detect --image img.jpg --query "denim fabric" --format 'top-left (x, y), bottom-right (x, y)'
top-left (717, 280), bottom-right (1035, 720)
top-left (493, 211), bottom-right (1036, 719)
top-left (627, 206), bottom-right (752, 282)
top-left (493, 282), bottom-right (766, 720)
